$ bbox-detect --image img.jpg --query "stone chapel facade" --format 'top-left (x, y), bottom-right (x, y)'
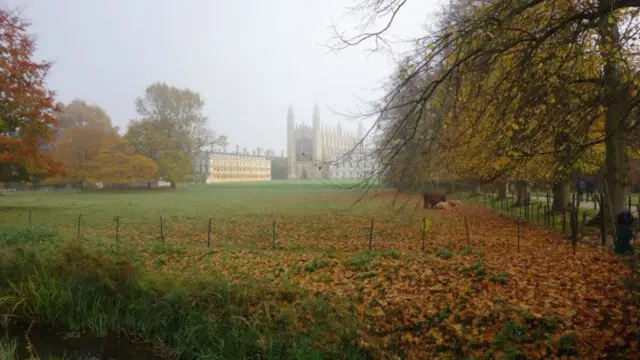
top-left (286, 104), bottom-right (364, 180)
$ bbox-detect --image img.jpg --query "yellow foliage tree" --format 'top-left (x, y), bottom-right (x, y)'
top-left (90, 137), bottom-right (158, 184)
top-left (52, 126), bottom-right (157, 186)
top-left (53, 126), bottom-right (105, 186)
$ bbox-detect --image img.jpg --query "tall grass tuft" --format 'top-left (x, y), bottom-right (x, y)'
top-left (0, 337), bottom-right (18, 360)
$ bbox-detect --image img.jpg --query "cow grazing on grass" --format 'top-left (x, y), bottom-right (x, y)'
top-left (423, 192), bottom-right (446, 209)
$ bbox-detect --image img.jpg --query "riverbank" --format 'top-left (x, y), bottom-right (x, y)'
top-left (0, 228), bottom-right (365, 360)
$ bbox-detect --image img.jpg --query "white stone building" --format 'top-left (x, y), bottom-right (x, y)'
top-left (195, 149), bottom-right (271, 183)
top-left (329, 146), bottom-right (376, 180)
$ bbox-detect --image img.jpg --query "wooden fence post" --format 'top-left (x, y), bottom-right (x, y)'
top-left (544, 205), bottom-right (547, 226)
top-left (571, 210), bottom-right (578, 255)
top-left (207, 218), bottom-right (212, 248)
top-left (272, 219), bottom-right (276, 250)
top-left (160, 216), bottom-right (164, 243)
top-left (600, 193), bottom-right (606, 246)
top-left (517, 217), bottom-right (520, 253)
top-left (422, 217), bottom-right (426, 252)
top-left (115, 216), bottom-right (120, 242)
top-left (77, 213), bottom-right (82, 238)
top-left (546, 191), bottom-right (550, 213)
top-left (464, 216), bottom-right (470, 247)
top-left (368, 219), bottom-right (374, 251)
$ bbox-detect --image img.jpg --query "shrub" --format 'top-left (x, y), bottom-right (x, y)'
top-left (305, 258), bottom-right (330, 273)
top-left (347, 251), bottom-right (374, 271)
top-left (436, 248), bottom-right (454, 260)
top-left (0, 227), bottom-right (59, 246)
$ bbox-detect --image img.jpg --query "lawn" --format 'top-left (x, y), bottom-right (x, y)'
top-left (0, 181), bottom-right (638, 359)
top-left (0, 181), bottom-right (398, 249)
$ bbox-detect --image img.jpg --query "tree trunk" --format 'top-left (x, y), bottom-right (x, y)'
top-left (552, 180), bottom-right (570, 212)
top-left (604, 135), bottom-right (628, 219)
top-left (497, 182), bottom-right (509, 200)
top-left (598, 9), bottom-right (630, 225)
top-left (170, 181), bottom-right (176, 189)
top-left (514, 181), bottom-right (531, 206)
top-left (471, 182), bottom-right (480, 197)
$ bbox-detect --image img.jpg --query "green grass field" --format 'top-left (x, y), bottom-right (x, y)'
top-left (0, 181), bottom-right (420, 360)
top-left (0, 180), bottom-right (401, 250)
top-left (0, 181), bottom-right (637, 359)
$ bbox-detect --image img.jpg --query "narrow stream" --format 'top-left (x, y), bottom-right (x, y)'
top-left (5, 323), bottom-right (165, 360)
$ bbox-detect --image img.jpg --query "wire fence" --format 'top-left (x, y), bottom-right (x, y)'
top-left (466, 190), bottom-right (640, 248)
top-left (7, 211), bottom-right (418, 253)
top-left (3, 186), bottom-right (639, 254)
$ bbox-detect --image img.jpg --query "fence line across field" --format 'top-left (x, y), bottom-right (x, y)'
top-left (475, 191), bottom-right (640, 246)
top-left (14, 192), bottom-right (638, 254)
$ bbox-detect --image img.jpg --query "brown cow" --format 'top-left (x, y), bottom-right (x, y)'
top-left (423, 192), bottom-right (446, 209)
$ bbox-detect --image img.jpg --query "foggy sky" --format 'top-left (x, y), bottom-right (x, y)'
top-left (6, 0), bottom-right (441, 154)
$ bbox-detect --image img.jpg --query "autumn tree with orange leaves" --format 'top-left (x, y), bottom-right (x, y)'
top-left (0, 7), bottom-right (63, 183)
top-left (52, 103), bottom-right (158, 187)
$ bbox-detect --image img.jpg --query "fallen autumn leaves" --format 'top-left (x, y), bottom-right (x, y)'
top-left (143, 194), bottom-right (638, 359)
top-left (2, 188), bottom-right (637, 359)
